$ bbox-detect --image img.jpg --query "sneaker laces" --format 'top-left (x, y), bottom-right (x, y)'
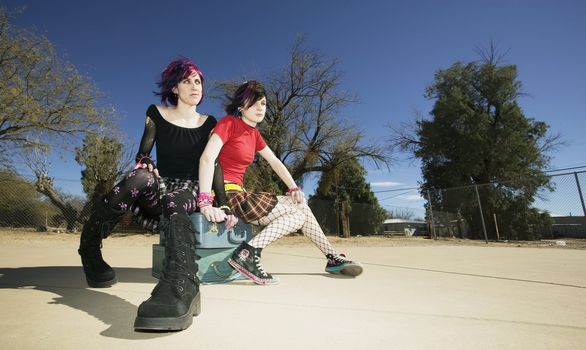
top-left (330, 254), bottom-right (352, 264)
top-left (253, 255), bottom-right (270, 277)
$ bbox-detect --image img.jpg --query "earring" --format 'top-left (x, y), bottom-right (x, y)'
top-left (235, 108), bottom-right (242, 117)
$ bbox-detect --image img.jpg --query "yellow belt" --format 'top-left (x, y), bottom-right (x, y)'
top-left (224, 182), bottom-right (244, 192)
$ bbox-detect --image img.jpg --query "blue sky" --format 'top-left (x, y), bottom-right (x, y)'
top-left (4, 0), bottom-right (586, 216)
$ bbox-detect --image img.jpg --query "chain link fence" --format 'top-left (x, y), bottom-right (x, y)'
top-left (0, 172), bottom-right (145, 234)
top-left (425, 171), bottom-right (586, 240)
top-left (1, 170), bottom-right (585, 239)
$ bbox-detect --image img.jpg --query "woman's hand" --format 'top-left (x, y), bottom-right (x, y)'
top-left (224, 214), bottom-right (238, 230)
top-left (288, 189), bottom-right (305, 204)
top-left (200, 206), bottom-right (239, 230)
top-left (134, 154), bottom-right (160, 178)
top-left (200, 205), bottom-right (226, 223)
top-left (133, 162), bottom-right (160, 178)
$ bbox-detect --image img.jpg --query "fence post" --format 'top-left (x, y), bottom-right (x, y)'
top-left (474, 185), bottom-right (489, 243)
top-left (574, 172), bottom-right (586, 219)
top-left (335, 198), bottom-right (340, 236)
top-left (493, 213), bottom-right (500, 241)
top-left (426, 189), bottom-right (437, 240)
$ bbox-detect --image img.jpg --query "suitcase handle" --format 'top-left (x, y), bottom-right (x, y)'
top-left (210, 261), bottom-right (236, 278)
top-left (226, 225), bottom-right (250, 244)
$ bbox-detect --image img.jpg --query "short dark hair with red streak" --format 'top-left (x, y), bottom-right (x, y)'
top-left (225, 80), bottom-right (266, 116)
top-left (156, 58), bottom-right (204, 106)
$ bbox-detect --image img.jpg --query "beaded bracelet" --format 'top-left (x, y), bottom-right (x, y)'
top-left (197, 192), bottom-right (214, 208)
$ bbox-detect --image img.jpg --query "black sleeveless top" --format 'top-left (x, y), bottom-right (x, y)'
top-left (136, 104), bottom-right (216, 180)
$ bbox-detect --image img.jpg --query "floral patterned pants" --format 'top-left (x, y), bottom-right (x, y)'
top-left (102, 168), bottom-right (198, 231)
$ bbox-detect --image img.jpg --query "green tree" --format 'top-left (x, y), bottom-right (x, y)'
top-left (309, 157), bottom-right (387, 236)
top-left (0, 7), bottom-right (114, 162)
top-left (0, 169), bottom-right (57, 228)
top-left (74, 132), bottom-right (131, 222)
top-left (393, 47), bottom-right (558, 240)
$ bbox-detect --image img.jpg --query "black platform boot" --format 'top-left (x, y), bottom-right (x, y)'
top-left (134, 214), bottom-right (200, 331)
top-left (78, 200), bottom-right (124, 288)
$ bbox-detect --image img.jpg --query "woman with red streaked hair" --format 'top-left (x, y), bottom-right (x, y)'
top-left (77, 58), bottom-right (234, 331)
top-left (198, 80), bottom-right (363, 286)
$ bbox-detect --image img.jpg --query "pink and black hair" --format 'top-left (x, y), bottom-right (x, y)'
top-left (225, 80), bottom-right (266, 116)
top-left (156, 58), bottom-right (204, 106)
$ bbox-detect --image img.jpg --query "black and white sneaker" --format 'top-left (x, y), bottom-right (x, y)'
top-left (325, 254), bottom-right (363, 276)
top-left (228, 242), bottom-right (279, 285)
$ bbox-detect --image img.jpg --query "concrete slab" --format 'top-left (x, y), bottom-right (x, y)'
top-left (1, 234), bottom-right (585, 350)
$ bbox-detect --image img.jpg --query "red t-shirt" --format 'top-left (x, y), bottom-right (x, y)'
top-left (213, 116), bottom-right (267, 185)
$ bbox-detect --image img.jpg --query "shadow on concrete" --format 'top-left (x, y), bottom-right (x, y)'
top-left (0, 266), bottom-right (174, 340)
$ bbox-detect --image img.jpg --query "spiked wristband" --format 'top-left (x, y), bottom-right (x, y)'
top-left (135, 154), bottom-right (154, 166)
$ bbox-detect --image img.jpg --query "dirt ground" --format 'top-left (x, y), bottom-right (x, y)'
top-left (1, 228), bottom-right (585, 249)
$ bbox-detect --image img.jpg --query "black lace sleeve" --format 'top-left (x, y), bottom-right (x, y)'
top-left (135, 116), bottom-right (156, 165)
top-left (212, 159), bottom-right (230, 214)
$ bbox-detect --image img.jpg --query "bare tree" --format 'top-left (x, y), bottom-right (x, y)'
top-left (19, 142), bottom-right (80, 231)
top-left (0, 7), bottom-right (113, 162)
top-left (212, 36), bottom-right (390, 191)
top-left (19, 130), bottom-right (131, 232)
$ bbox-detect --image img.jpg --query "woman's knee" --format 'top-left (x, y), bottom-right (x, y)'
top-left (294, 212), bottom-right (305, 231)
top-left (161, 190), bottom-right (196, 218)
top-left (287, 208), bottom-right (306, 230)
top-left (127, 168), bottom-right (156, 187)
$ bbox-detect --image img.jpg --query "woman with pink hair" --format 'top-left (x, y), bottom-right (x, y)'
top-left (78, 58), bottom-right (234, 331)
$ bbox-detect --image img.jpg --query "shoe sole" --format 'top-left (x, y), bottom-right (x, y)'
top-left (227, 258), bottom-right (279, 285)
top-left (326, 264), bottom-right (364, 277)
top-left (86, 276), bottom-right (117, 288)
top-left (133, 291), bottom-right (201, 331)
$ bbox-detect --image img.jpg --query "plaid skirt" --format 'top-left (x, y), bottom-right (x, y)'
top-left (158, 177), bottom-right (199, 199)
top-left (227, 191), bottom-right (278, 224)
top-left (131, 176), bottom-right (199, 232)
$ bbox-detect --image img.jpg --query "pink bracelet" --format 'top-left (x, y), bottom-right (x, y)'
top-left (287, 187), bottom-right (301, 195)
top-left (197, 192), bottom-right (214, 208)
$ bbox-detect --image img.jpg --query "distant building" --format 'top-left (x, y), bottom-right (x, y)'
top-left (541, 215), bottom-right (586, 238)
top-left (382, 218), bottom-right (428, 236)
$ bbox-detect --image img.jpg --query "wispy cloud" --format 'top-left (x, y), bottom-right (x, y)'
top-left (370, 181), bottom-right (402, 187)
top-left (398, 194), bottom-right (425, 201)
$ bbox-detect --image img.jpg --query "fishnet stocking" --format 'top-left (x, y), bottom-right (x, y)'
top-left (296, 199), bottom-right (337, 256)
top-left (249, 196), bottom-right (305, 248)
top-left (250, 196), bottom-right (337, 256)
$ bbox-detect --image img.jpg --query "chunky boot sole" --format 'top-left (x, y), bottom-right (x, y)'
top-left (133, 291), bottom-right (201, 331)
top-left (227, 258), bottom-right (280, 285)
top-left (85, 276), bottom-right (118, 288)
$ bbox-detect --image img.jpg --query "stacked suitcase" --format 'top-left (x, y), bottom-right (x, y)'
top-left (152, 213), bottom-right (252, 284)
